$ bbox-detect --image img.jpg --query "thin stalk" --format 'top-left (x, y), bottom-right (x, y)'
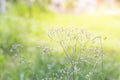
top-left (59, 41), bottom-right (73, 64)
top-left (72, 37), bottom-right (78, 80)
top-left (100, 38), bottom-right (104, 80)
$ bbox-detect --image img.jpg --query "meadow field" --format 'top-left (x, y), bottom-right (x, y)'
top-left (0, 1), bottom-right (120, 80)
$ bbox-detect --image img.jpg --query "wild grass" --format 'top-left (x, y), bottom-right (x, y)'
top-left (0, 11), bottom-right (120, 80)
top-left (48, 27), bottom-right (105, 80)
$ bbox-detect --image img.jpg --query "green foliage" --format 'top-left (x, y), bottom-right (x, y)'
top-left (1, 27), bottom-right (120, 80)
top-left (0, 16), bottom-right (27, 54)
top-left (7, 0), bottom-right (52, 17)
top-left (0, 54), bottom-right (6, 70)
top-left (0, 2), bottom-right (120, 79)
top-left (1, 43), bottom-right (120, 80)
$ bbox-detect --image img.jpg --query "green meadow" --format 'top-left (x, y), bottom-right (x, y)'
top-left (0, 2), bottom-right (120, 80)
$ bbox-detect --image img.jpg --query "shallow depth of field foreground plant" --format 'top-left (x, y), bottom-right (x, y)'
top-left (1, 27), bottom-right (119, 80)
top-left (48, 27), bottom-right (105, 80)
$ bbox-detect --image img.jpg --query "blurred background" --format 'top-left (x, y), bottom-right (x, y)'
top-left (0, 0), bottom-right (120, 80)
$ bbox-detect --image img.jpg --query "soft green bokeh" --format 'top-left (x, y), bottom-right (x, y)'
top-left (0, 1), bottom-right (120, 80)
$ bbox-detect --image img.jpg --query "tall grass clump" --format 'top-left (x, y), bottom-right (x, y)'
top-left (48, 27), bottom-right (106, 80)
